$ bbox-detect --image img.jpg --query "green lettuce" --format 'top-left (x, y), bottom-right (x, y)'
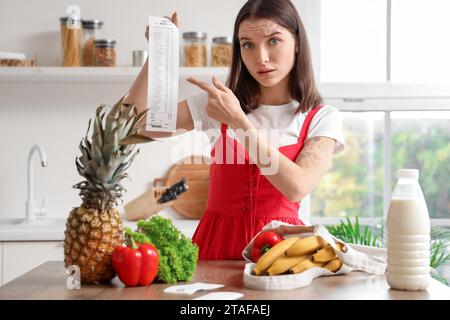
top-left (130, 215), bottom-right (199, 284)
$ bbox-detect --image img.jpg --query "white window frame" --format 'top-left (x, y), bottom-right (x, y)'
top-left (304, 0), bottom-right (450, 227)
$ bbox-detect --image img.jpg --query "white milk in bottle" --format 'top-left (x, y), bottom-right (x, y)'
top-left (387, 169), bottom-right (431, 291)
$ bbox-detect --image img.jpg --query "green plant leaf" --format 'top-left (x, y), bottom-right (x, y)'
top-left (120, 133), bottom-right (155, 145)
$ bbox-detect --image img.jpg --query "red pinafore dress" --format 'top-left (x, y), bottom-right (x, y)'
top-left (192, 105), bottom-right (323, 260)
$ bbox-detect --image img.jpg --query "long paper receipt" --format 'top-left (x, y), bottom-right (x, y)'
top-left (147, 16), bottom-right (179, 132)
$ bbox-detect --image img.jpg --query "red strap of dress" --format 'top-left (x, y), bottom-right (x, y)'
top-left (297, 104), bottom-right (323, 148)
top-left (220, 123), bottom-right (227, 162)
top-left (221, 122), bottom-right (227, 135)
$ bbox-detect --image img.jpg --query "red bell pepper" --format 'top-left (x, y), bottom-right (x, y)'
top-left (112, 228), bottom-right (159, 287)
top-left (251, 230), bottom-right (284, 262)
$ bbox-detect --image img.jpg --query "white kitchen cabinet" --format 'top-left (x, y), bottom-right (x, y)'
top-left (2, 241), bottom-right (63, 286)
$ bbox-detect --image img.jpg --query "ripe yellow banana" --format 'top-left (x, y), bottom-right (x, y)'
top-left (253, 237), bottom-right (300, 276)
top-left (289, 257), bottom-right (324, 274)
top-left (267, 254), bottom-right (309, 276)
top-left (312, 245), bottom-right (336, 263)
top-left (335, 241), bottom-right (346, 252)
top-left (323, 258), bottom-right (343, 272)
top-left (286, 236), bottom-right (328, 257)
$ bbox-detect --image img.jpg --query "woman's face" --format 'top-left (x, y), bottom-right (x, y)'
top-left (238, 18), bottom-right (297, 88)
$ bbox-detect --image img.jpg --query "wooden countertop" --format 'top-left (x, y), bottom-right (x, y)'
top-left (0, 261), bottom-right (449, 300)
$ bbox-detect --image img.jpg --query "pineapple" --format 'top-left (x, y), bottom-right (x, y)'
top-left (64, 95), bottom-right (153, 284)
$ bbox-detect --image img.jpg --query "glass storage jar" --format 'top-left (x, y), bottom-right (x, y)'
top-left (81, 19), bottom-right (103, 66)
top-left (211, 36), bottom-right (232, 67)
top-left (94, 39), bottom-right (116, 67)
top-left (183, 32), bottom-right (207, 67)
top-left (60, 15), bottom-right (82, 66)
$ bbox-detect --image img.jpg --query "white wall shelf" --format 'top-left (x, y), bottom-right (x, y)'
top-left (2, 67), bottom-right (450, 111)
top-left (0, 66), bottom-right (230, 83)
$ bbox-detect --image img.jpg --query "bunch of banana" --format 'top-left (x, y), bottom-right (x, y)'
top-left (252, 235), bottom-right (346, 276)
top-left (252, 237), bottom-right (300, 276)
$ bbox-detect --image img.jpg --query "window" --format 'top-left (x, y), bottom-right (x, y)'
top-left (310, 1), bottom-right (450, 226)
top-left (311, 112), bottom-right (384, 218)
top-left (320, 0), bottom-right (386, 82)
top-left (391, 0), bottom-right (450, 83)
top-left (391, 111), bottom-right (450, 219)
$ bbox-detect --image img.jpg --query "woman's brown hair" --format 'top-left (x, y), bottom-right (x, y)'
top-left (226, 0), bottom-right (322, 114)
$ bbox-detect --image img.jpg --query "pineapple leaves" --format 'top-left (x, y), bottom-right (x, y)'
top-left (132, 107), bottom-right (150, 132)
top-left (102, 126), bottom-right (120, 165)
top-left (122, 116), bottom-right (136, 140)
top-left (75, 96), bottom-right (157, 210)
top-left (107, 95), bottom-right (125, 122)
top-left (92, 144), bottom-right (105, 167)
top-left (121, 107), bottom-right (154, 145)
top-left (120, 133), bottom-right (155, 145)
top-left (123, 101), bottom-right (136, 120)
top-left (93, 107), bottom-right (106, 150)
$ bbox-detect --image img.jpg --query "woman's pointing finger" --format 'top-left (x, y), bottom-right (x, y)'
top-left (186, 77), bottom-right (218, 95)
top-left (212, 76), bottom-right (230, 93)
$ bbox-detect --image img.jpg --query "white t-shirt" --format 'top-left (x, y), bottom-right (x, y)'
top-left (185, 92), bottom-right (345, 155)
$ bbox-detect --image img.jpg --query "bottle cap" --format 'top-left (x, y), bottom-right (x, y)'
top-left (398, 169), bottom-right (419, 180)
top-left (183, 32), bottom-right (207, 40)
top-left (212, 36), bottom-right (233, 44)
top-left (81, 19), bottom-right (104, 29)
top-left (94, 39), bottom-right (116, 48)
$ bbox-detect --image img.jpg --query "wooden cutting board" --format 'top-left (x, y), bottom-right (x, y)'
top-left (153, 155), bottom-right (211, 219)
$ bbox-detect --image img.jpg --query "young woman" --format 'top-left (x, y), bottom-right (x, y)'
top-left (124, 0), bottom-right (345, 260)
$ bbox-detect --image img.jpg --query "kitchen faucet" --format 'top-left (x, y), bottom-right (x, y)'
top-left (25, 144), bottom-right (48, 221)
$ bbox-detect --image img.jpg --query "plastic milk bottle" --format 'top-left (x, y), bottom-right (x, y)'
top-left (387, 169), bottom-right (431, 291)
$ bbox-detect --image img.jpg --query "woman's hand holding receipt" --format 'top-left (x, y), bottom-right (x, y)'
top-left (124, 12), bottom-right (195, 140)
top-left (146, 13), bottom-right (179, 41)
top-left (122, 12), bottom-right (195, 222)
top-left (147, 15), bottom-right (180, 132)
